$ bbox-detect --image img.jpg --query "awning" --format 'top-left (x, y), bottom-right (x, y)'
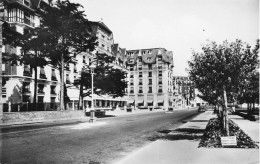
top-left (83, 96), bottom-right (92, 101)
top-left (93, 94), bottom-right (104, 100)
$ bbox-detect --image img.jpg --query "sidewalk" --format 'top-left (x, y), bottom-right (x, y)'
top-left (115, 110), bottom-right (259, 164)
top-left (1, 107), bottom-right (195, 127)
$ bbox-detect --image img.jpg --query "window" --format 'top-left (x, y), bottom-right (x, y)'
top-left (130, 87), bottom-right (134, 93)
top-left (148, 87), bottom-right (152, 93)
top-left (158, 71), bottom-right (162, 77)
top-left (38, 84), bottom-right (44, 93)
top-left (66, 74), bottom-right (70, 84)
top-left (130, 79), bottom-right (134, 85)
top-left (148, 72), bottom-right (152, 77)
top-left (148, 79), bottom-right (152, 85)
top-left (130, 67), bottom-right (133, 71)
top-left (158, 56), bottom-right (162, 61)
top-left (139, 79), bottom-right (142, 85)
top-left (23, 82), bottom-right (30, 93)
top-left (2, 87), bottom-right (6, 98)
top-left (159, 78), bottom-right (162, 84)
top-left (74, 64), bottom-right (77, 73)
top-left (51, 69), bottom-right (57, 81)
top-left (148, 64), bottom-right (152, 70)
top-left (138, 87), bottom-right (143, 93)
top-left (138, 66), bottom-right (142, 70)
top-left (138, 57), bottom-right (142, 62)
top-left (83, 56), bottom-right (86, 63)
top-left (51, 86), bottom-right (56, 94)
top-left (158, 86), bottom-right (163, 93)
top-left (130, 74), bottom-right (133, 78)
top-left (139, 72), bottom-right (142, 77)
top-left (158, 63), bottom-right (162, 69)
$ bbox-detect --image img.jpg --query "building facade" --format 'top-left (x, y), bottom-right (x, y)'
top-left (173, 76), bottom-right (195, 108)
top-left (126, 48), bottom-right (174, 110)
top-left (1, 1), bottom-right (128, 112)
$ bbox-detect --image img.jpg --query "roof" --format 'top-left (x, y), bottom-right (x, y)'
top-left (90, 21), bottom-right (113, 34)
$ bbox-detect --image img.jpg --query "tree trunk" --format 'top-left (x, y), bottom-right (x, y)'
top-left (223, 85), bottom-right (229, 136)
top-left (33, 65), bottom-right (38, 111)
top-left (60, 53), bottom-right (65, 111)
top-left (33, 51), bottom-right (38, 111)
top-left (79, 80), bottom-right (83, 110)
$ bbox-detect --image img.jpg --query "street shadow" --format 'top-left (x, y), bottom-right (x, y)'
top-left (190, 120), bottom-right (209, 122)
top-left (148, 127), bottom-right (205, 142)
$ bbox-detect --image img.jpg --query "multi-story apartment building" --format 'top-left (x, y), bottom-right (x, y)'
top-left (90, 21), bottom-right (114, 56)
top-left (126, 48), bottom-right (174, 110)
top-left (173, 76), bottom-right (195, 108)
top-left (1, 1), bottom-right (128, 112)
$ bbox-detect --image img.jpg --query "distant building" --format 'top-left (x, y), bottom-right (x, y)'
top-left (126, 48), bottom-right (174, 110)
top-left (173, 76), bottom-right (195, 108)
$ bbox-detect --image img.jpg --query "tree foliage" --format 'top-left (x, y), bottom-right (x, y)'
top-left (37, 0), bottom-right (97, 110)
top-left (74, 53), bottom-right (128, 98)
top-left (188, 39), bottom-right (259, 135)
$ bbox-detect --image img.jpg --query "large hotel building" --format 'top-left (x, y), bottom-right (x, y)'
top-left (126, 48), bottom-right (174, 110)
top-left (0, 0), bottom-right (196, 116)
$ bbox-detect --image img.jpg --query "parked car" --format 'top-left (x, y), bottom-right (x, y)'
top-left (198, 106), bottom-right (206, 112)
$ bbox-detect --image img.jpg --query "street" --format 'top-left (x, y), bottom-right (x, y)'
top-left (1, 109), bottom-right (198, 164)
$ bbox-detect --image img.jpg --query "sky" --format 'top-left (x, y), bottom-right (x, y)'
top-left (71, 0), bottom-right (259, 76)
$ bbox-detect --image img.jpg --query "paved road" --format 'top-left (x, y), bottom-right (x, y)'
top-left (0, 109), bottom-right (199, 164)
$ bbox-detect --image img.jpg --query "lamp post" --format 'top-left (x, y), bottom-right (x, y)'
top-left (89, 64), bottom-right (96, 123)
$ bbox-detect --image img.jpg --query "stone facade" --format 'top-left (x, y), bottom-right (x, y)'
top-left (126, 48), bottom-right (174, 110)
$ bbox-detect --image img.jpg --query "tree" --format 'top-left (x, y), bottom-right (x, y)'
top-left (14, 28), bottom-right (49, 110)
top-left (38, 0), bottom-right (97, 110)
top-left (188, 39), bottom-right (259, 136)
top-left (74, 53), bottom-right (128, 110)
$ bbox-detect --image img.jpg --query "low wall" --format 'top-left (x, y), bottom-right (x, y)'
top-left (2, 110), bottom-right (85, 124)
